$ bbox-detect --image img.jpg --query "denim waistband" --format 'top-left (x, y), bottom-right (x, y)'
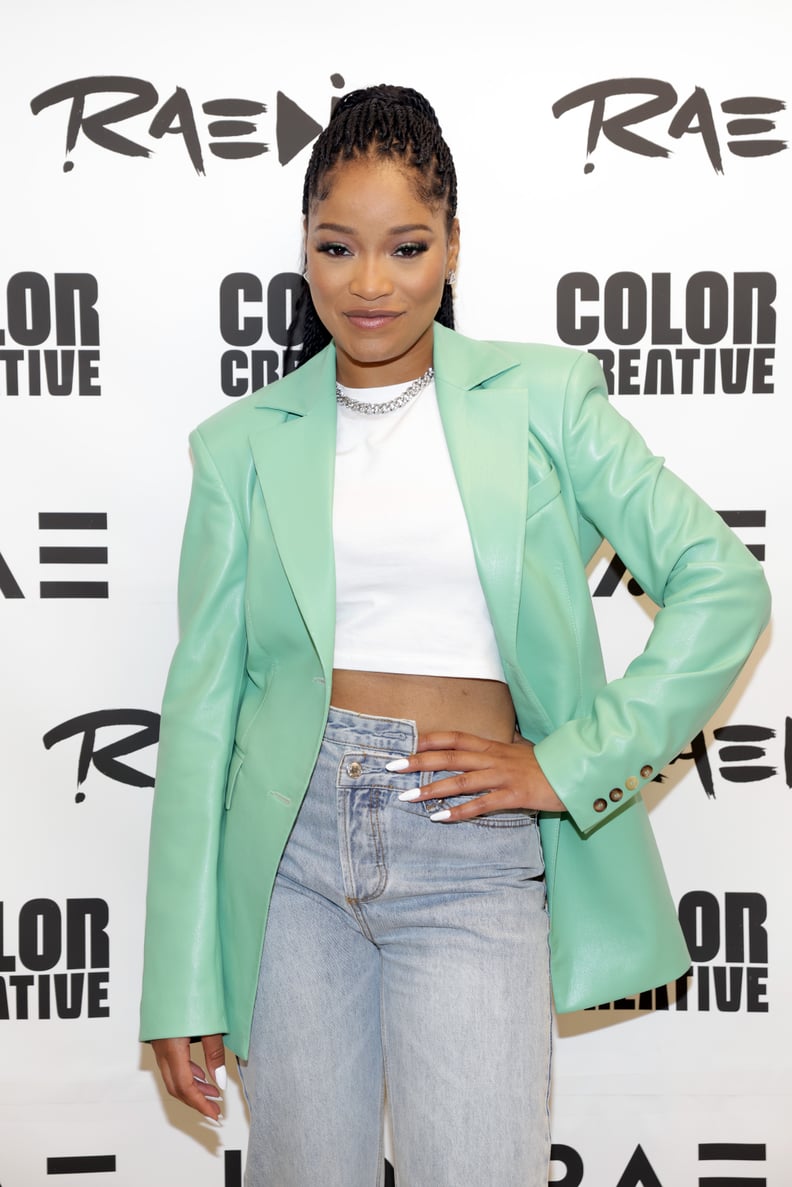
top-left (324, 705), bottom-right (418, 754)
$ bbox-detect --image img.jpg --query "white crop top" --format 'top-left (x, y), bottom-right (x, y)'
top-left (332, 377), bottom-right (506, 682)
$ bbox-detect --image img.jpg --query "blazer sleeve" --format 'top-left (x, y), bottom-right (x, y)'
top-left (140, 426), bottom-right (248, 1041)
top-left (533, 351), bottom-right (771, 836)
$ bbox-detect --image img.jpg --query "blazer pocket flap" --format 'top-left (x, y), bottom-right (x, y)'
top-left (527, 466), bottom-right (561, 518)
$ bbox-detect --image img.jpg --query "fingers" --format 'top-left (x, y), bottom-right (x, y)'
top-left (428, 789), bottom-right (523, 823)
top-left (389, 733), bottom-right (515, 809)
top-left (384, 729), bottom-right (562, 816)
top-left (416, 730), bottom-right (502, 755)
top-left (400, 768), bottom-right (500, 803)
top-left (189, 1059), bottom-right (223, 1103)
top-left (202, 1033), bottom-right (227, 1093)
top-left (151, 1036), bottom-right (224, 1122)
top-left (392, 733), bottom-right (503, 779)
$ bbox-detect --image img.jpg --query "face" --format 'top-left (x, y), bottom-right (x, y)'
top-left (304, 155), bottom-right (459, 387)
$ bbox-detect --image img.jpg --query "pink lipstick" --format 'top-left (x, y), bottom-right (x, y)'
top-left (344, 311), bottom-right (402, 330)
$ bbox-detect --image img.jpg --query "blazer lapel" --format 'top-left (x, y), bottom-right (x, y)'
top-left (433, 324), bottom-right (529, 669)
top-left (245, 327), bottom-right (531, 681)
top-left (248, 346), bottom-right (338, 680)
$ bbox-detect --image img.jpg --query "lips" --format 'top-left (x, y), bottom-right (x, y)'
top-left (344, 310), bottom-right (402, 330)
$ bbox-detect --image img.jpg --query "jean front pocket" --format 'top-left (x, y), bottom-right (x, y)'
top-left (420, 777), bottom-right (539, 829)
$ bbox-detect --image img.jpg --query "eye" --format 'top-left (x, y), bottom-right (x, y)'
top-left (394, 242), bottom-right (429, 258)
top-left (315, 242), bottom-right (352, 257)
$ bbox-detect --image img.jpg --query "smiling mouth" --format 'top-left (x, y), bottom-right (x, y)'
top-left (344, 311), bottom-right (402, 329)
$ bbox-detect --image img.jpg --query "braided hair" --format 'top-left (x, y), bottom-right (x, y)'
top-left (285, 84), bottom-right (458, 369)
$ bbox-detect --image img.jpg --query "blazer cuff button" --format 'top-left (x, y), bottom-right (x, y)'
top-left (593, 798), bottom-right (608, 813)
top-left (609, 788), bottom-right (623, 803)
top-left (625, 776), bottom-right (639, 791)
top-left (640, 765), bottom-right (654, 778)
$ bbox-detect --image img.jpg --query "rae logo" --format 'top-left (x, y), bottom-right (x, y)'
top-left (552, 78), bottom-right (787, 173)
top-left (1, 513), bottom-right (109, 599)
top-left (31, 73), bottom-right (347, 173)
top-left (43, 708), bottom-right (160, 800)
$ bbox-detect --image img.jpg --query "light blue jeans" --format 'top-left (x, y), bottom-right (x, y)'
top-left (239, 707), bottom-right (552, 1187)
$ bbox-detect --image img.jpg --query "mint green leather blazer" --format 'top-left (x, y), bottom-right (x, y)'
top-left (140, 324), bottom-right (770, 1057)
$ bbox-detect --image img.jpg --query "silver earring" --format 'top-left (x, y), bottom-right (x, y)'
top-left (446, 270), bottom-right (457, 285)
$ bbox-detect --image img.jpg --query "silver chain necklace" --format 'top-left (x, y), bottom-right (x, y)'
top-left (335, 366), bottom-right (434, 415)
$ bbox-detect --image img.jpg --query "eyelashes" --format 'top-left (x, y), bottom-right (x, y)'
top-left (394, 242), bottom-right (429, 258)
top-left (314, 242), bottom-right (351, 256)
top-left (313, 241), bottom-right (430, 258)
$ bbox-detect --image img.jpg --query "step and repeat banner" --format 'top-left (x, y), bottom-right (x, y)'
top-left (1, 1), bottom-right (789, 1183)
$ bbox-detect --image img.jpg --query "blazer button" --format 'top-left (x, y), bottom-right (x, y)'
top-left (347, 761), bottom-right (363, 778)
top-left (625, 776), bottom-right (639, 791)
top-left (640, 764), bottom-right (654, 778)
top-left (593, 798), bottom-right (607, 813)
top-left (609, 788), bottom-right (623, 803)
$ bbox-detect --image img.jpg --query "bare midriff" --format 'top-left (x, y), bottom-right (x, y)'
top-left (330, 669), bottom-right (517, 743)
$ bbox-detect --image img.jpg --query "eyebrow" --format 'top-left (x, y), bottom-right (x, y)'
top-left (313, 222), bottom-right (435, 235)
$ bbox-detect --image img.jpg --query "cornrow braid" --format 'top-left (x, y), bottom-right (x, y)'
top-left (284, 84), bottom-right (458, 370)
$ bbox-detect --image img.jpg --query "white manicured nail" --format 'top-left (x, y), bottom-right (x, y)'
top-left (206, 1095), bottom-right (222, 1102)
top-left (397, 788), bottom-right (421, 801)
top-left (430, 809), bottom-right (451, 822)
top-left (213, 1065), bottom-right (227, 1091)
top-left (386, 758), bottom-right (410, 771)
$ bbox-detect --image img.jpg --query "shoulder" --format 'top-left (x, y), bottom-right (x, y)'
top-left (434, 324), bottom-right (603, 401)
top-left (189, 346), bottom-right (334, 460)
top-left (479, 336), bottom-right (586, 372)
top-left (493, 339), bottom-right (602, 388)
top-left (190, 389), bottom-right (259, 451)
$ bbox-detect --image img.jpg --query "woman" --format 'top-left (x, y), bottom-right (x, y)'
top-left (140, 86), bottom-right (770, 1185)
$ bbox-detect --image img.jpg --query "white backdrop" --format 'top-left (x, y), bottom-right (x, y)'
top-left (1, 1), bottom-right (789, 1183)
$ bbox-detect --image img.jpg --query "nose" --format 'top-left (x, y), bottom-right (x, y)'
top-left (349, 254), bottom-right (394, 300)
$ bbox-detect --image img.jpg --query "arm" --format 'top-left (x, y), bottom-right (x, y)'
top-left (140, 426), bottom-right (248, 1042)
top-left (533, 351), bottom-right (771, 834)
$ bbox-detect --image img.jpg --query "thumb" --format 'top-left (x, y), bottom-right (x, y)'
top-left (202, 1033), bottom-right (227, 1090)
